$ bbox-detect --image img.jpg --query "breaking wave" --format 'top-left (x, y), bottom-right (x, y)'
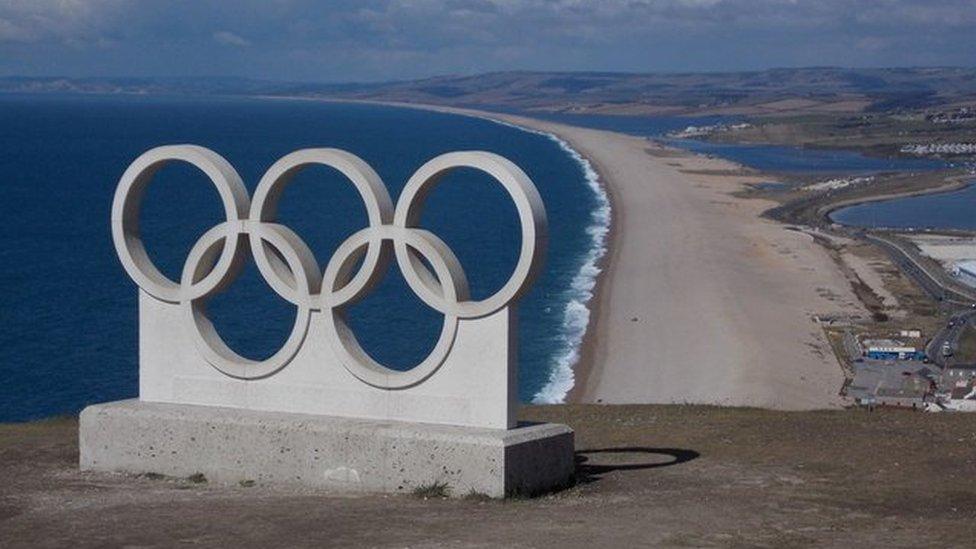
top-left (484, 117), bottom-right (611, 404)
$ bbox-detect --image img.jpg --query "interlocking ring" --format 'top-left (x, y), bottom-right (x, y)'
top-left (111, 145), bottom-right (547, 388)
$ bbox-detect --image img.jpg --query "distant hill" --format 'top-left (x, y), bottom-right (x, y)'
top-left (313, 67), bottom-right (976, 115)
top-left (3, 67), bottom-right (976, 115)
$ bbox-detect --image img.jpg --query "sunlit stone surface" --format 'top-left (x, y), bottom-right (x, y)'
top-left (80, 145), bottom-right (574, 497)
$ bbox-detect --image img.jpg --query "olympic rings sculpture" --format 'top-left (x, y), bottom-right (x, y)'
top-left (111, 145), bottom-right (547, 389)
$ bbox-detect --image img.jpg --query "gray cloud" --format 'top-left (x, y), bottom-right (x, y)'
top-left (213, 30), bottom-right (249, 47)
top-left (0, 0), bottom-right (973, 80)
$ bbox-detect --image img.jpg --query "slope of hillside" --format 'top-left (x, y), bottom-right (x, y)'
top-left (3, 405), bottom-right (975, 547)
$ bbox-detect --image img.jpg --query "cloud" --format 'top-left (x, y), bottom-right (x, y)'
top-left (0, 0), bottom-right (128, 44)
top-left (0, 0), bottom-right (973, 80)
top-left (213, 30), bottom-right (249, 47)
top-left (0, 17), bottom-right (32, 42)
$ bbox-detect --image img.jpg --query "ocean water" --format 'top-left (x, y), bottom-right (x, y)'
top-left (830, 180), bottom-right (976, 230)
top-left (0, 94), bottom-right (608, 421)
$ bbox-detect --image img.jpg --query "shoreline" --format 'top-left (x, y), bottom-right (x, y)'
top-left (427, 107), bottom-right (861, 408)
top-left (565, 146), bottom-right (616, 403)
top-left (257, 95), bottom-right (615, 403)
top-left (264, 96), bottom-right (914, 408)
top-left (411, 108), bottom-right (618, 403)
top-left (317, 98), bottom-right (865, 408)
top-left (462, 115), bottom-right (612, 404)
top-left (819, 174), bottom-right (974, 224)
top-left (308, 99), bottom-right (617, 403)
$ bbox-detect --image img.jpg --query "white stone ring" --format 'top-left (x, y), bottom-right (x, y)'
top-left (111, 145), bottom-right (547, 387)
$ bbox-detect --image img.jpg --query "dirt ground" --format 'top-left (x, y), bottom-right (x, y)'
top-left (3, 404), bottom-right (976, 548)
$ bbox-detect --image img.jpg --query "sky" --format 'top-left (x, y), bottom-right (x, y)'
top-left (0, 0), bottom-right (974, 82)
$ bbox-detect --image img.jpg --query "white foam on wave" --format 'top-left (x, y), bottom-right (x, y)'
top-left (484, 117), bottom-right (611, 404)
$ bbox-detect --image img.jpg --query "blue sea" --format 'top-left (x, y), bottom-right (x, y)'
top-left (830, 181), bottom-right (976, 230)
top-left (0, 94), bottom-right (608, 422)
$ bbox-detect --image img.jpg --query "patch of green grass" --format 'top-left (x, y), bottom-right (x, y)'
top-left (140, 472), bottom-right (167, 481)
top-left (463, 489), bottom-right (493, 502)
top-left (412, 481), bottom-right (450, 499)
top-left (955, 324), bottom-right (976, 363)
top-left (186, 473), bottom-right (207, 484)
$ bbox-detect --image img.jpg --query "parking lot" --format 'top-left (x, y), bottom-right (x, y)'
top-left (847, 359), bottom-right (939, 405)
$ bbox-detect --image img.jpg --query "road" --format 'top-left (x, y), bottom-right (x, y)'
top-left (864, 233), bottom-right (976, 305)
top-left (858, 233), bottom-right (976, 366)
top-left (926, 310), bottom-right (976, 367)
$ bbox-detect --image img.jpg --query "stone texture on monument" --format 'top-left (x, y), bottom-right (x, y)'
top-left (81, 145), bottom-right (574, 497)
top-left (81, 400), bottom-right (574, 497)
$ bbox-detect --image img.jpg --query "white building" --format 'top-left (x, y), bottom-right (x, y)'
top-left (944, 382), bottom-right (976, 412)
top-left (952, 260), bottom-right (976, 288)
top-left (862, 338), bottom-right (921, 360)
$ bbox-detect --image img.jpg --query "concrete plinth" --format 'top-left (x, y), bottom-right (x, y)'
top-left (80, 400), bottom-right (575, 498)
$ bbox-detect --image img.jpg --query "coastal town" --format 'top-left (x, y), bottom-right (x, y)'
top-left (839, 234), bottom-right (976, 412)
top-left (729, 110), bottom-right (976, 412)
top-left (901, 143), bottom-right (976, 156)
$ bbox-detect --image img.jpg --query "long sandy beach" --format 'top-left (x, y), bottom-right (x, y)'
top-left (356, 100), bottom-right (866, 409)
top-left (466, 111), bottom-right (864, 409)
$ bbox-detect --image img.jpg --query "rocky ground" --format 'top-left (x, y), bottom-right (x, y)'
top-left (3, 404), bottom-right (976, 547)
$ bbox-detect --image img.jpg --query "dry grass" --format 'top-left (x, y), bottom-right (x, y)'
top-left (3, 405), bottom-right (976, 547)
top-left (956, 324), bottom-right (976, 363)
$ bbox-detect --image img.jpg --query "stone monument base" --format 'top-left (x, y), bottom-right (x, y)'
top-left (79, 400), bottom-right (575, 498)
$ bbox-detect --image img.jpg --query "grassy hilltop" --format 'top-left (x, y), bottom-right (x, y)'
top-left (3, 404), bottom-right (976, 547)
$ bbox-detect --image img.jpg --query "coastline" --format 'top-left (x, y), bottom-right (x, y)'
top-left (268, 96), bottom-right (866, 409)
top-left (403, 104), bottom-right (862, 408)
top-left (463, 115), bottom-right (612, 404)
top-left (412, 106), bottom-right (618, 404)
top-left (819, 174), bottom-right (974, 223)
top-left (258, 96), bottom-right (616, 403)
